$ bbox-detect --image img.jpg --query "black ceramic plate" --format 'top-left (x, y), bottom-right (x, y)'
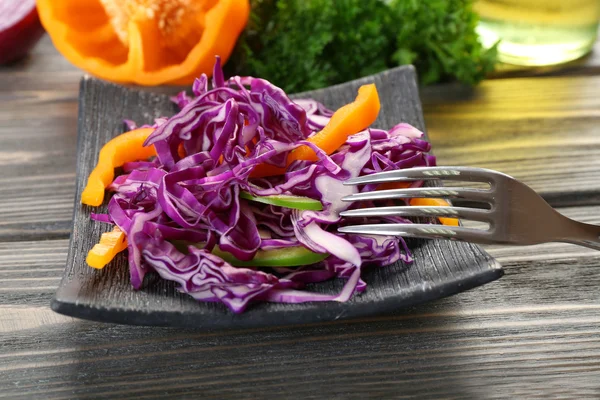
top-left (52, 66), bottom-right (503, 329)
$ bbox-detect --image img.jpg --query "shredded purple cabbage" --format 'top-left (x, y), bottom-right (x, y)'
top-left (94, 57), bottom-right (436, 313)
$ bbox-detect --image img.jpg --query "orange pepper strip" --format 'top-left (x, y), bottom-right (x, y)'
top-left (377, 181), bottom-right (412, 190)
top-left (375, 182), bottom-right (459, 226)
top-left (86, 226), bottom-right (128, 269)
top-left (290, 84), bottom-right (380, 162)
top-left (250, 162), bottom-right (286, 178)
top-left (81, 127), bottom-right (156, 206)
top-left (177, 143), bottom-right (187, 159)
top-left (410, 198), bottom-right (460, 226)
top-left (250, 84), bottom-right (381, 178)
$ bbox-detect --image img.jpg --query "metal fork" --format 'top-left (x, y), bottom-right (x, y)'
top-left (338, 166), bottom-right (600, 250)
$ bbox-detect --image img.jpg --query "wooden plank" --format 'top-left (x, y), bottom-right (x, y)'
top-left (1, 201), bottom-right (600, 398)
top-left (421, 75), bottom-right (600, 206)
top-left (0, 240), bottom-right (68, 306)
top-left (0, 305), bottom-right (600, 399)
top-left (0, 88), bottom-right (77, 240)
top-left (0, 38), bottom-right (80, 240)
top-left (0, 36), bottom-right (81, 92)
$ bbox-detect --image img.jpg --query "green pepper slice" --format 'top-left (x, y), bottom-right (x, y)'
top-left (212, 245), bottom-right (328, 267)
top-left (240, 191), bottom-right (323, 211)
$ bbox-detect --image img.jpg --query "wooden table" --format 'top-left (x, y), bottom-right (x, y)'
top-left (1, 36), bottom-right (600, 399)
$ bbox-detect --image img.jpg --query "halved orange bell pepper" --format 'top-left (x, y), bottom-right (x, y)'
top-left (36, 0), bottom-right (250, 85)
top-left (82, 127), bottom-right (156, 206)
top-left (87, 226), bottom-right (128, 269)
top-left (251, 84), bottom-right (381, 178)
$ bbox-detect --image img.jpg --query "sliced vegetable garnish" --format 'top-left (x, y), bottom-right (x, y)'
top-left (240, 191), bottom-right (323, 211)
top-left (378, 182), bottom-right (459, 226)
top-left (212, 246), bottom-right (329, 267)
top-left (171, 240), bottom-right (328, 267)
top-left (410, 198), bottom-right (460, 226)
top-left (250, 83), bottom-right (380, 178)
top-left (291, 83), bottom-right (380, 162)
top-left (86, 227), bottom-right (127, 269)
top-left (81, 127), bottom-right (155, 206)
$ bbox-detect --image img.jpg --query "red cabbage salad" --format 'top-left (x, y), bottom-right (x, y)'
top-left (87, 59), bottom-right (437, 313)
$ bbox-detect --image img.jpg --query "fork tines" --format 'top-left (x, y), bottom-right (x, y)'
top-left (338, 166), bottom-right (500, 241)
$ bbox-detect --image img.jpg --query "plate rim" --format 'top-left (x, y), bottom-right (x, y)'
top-left (52, 263), bottom-right (502, 328)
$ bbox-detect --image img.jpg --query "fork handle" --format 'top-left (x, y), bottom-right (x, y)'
top-left (560, 219), bottom-right (600, 251)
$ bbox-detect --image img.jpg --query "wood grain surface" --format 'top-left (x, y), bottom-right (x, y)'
top-left (1, 35), bottom-right (600, 398)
